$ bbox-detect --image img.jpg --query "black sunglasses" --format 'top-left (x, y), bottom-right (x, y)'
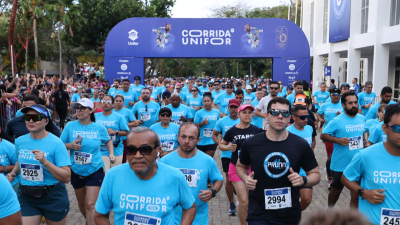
top-left (267, 109), bottom-right (291, 118)
top-left (191, 89), bottom-right (198, 92)
top-left (163, 96), bottom-right (170, 99)
top-left (25, 114), bottom-right (46, 122)
top-left (294, 114), bottom-right (309, 120)
top-left (160, 112), bottom-right (171, 117)
top-left (127, 144), bottom-right (158, 155)
top-left (226, 86), bottom-right (233, 89)
top-left (270, 87), bottom-right (279, 90)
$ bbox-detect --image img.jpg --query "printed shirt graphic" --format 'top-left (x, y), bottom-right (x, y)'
top-left (368, 121), bottom-right (386, 144)
top-left (286, 124), bottom-right (313, 176)
top-left (187, 96), bottom-right (203, 117)
top-left (0, 139), bottom-right (18, 186)
top-left (317, 101), bottom-right (343, 128)
top-left (115, 89), bottom-right (139, 109)
top-left (150, 122), bottom-right (180, 152)
top-left (357, 92), bottom-right (376, 116)
top-left (95, 112), bottom-right (129, 156)
top-left (322, 113), bottom-right (365, 172)
top-left (214, 92), bottom-right (235, 115)
top-left (194, 108), bottom-right (220, 145)
top-left (95, 163), bottom-right (195, 225)
top-left (214, 116), bottom-right (239, 159)
top-left (16, 133), bottom-right (71, 186)
top-left (0, 174), bottom-right (20, 219)
top-left (132, 101), bottom-right (160, 128)
top-left (312, 90), bottom-right (330, 109)
top-left (61, 120), bottom-right (110, 176)
top-left (160, 150), bottom-right (223, 225)
top-left (344, 142), bottom-right (400, 225)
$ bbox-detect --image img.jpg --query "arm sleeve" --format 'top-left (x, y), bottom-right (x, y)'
top-left (209, 159), bottom-right (223, 183)
top-left (54, 142), bottom-right (72, 167)
top-left (95, 172), bottom-right (113, 214)
top-left (60, 124), bottom-right (70, 143)
top-left (239, 138), bottom-right (251, 166)
top-left (214, 120), bottom-right (222, 133)
top-left (99, 126), bottom-right (111, 144)
top-left (178, 173), bottom-right (195, 210)
top-left (119, 116), bottom-right (130, 132)
top-left (343, 152), bottom-right (364, 182)
top-left (322, 119), bottom-right (337, 135)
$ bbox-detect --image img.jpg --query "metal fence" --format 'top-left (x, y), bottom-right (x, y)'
top-left (0, 101), bottom-right (21, 130)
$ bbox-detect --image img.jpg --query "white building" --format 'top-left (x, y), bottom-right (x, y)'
top-left (302, 0), bottom-right (400, 98)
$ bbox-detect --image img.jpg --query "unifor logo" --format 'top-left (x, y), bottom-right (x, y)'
top-left (121, 64), bottom-right (127, 71)
top-left (333, 0), bottom-right (346, 19)
top-left (289, 64), bottom-right (295, 71)
top-left (128, 29), bottom-right (138, 41)
top-left (264, 152), bottom-right (290, 178)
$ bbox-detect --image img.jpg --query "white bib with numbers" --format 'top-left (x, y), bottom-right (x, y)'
top-left (349, 136), bottom-right (363, 150)
top-left (141, 113), bottom-right (151, 121)
top-left (21, 163), bottom-right (44, 182)
top-left (264, 187), bottom-right (292, 210)
top-left (172, 119), bottom-right (183, 125)
top-left (124, 212), bottom-right (161, 225)
top-left (74, 151), bottom-right (92, 165)
top-left (109, 134), bottom-right (116, 142)
top-left (319, 102), bottom-right (323, 106)
top-left (203, 128), bottom-right (213, 137)
top-left (179, 168), bottom-right (199, 187)
top-left (161, 141), bottom-right (174, 152)
top-left (381, 208), bottom-right (400, 225)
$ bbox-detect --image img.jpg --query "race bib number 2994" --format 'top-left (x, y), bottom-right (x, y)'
top-left (124, 212), bottom-right (161, 225)
top-left (264, 187), bottom-right (292, 210)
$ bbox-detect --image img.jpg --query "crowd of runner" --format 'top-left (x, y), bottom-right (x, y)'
top-left (0, 71), bottom-right (399, 225)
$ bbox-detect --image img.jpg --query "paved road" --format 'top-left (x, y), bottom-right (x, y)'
top-left (45, 131), bottom-right (351, 225)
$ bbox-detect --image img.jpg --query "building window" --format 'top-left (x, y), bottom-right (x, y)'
top-left (310, 2), bottom-right (314, 47)
top-left (394, 58), bottom-right (400, 98)
top-left (361, 0), bottom-right (369, 33)
top-left (391, 0), bottom-right (400, 26)
top-left (323, 0), bottom-right (329, 43)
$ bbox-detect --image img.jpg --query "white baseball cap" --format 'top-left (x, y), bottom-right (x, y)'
top-left (246, 85), bottom-right (252, 90)
top-left (77, 98), bottom-right (94, 109)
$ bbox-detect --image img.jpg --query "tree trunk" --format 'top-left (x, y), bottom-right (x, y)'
top-left (25, 39), bottom-right (28, 74)
top-left (58, 19), bottom-right (62, 76)
top-left (1, 45), bottom-right (26, 71)
top-left (34, 18), bottom-right (39, 76)
top-left (8, 0), bottom-right (19, 76)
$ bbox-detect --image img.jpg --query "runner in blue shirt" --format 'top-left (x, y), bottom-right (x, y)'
top-left (107, 79), bottom-right (120, 96)
top-left (115, 79), bottom-right (138, 110)
top-left (95, 95), bottom-right (130, 173)
top-left (214, 82), bottom-right (235, 115)
top-left (368, 121), bottom-right (387, 145)
top-left (187, 86), bottom-right (203, 117)
top-left (364, 104), bottom-right (387, 144)
top-left (90, 88), bottom-right (100, 103)
top-left (244, 85), bottom-right (256, 104)
top-left (130, 76), bottom-right (145, 97)
top-left (0, 131), bottom-right (19, 191)
top-left (198, 79), bottom-right (209, 96)
top-left (0, 174), bottom-right (22, 224)
top-left (211, 81), bottom-right (223, 99)
top-left (365, 86), bottom-right (396, 121)
top-left (358, 81), bottom-right (376, 116)
top-left (342, 104), bottom-right (400, 225)
top-left (94, 127), bottom-right (196, 225)
top-left (71, 86), bottom-right (83, 102)
top-left (312, 83), bottom-right (330, 110)
top-left (250, 88), bottom-right (264, 129)
top-left (160, 123), bottom-right (223, 225)
top-left (150, 107), bottom-right (180, 156)
top-left (8, 105), bottom-right (71, 224)
top-left (321, 92), bottom-right (365, 209)
top-left (164, 93), bottom-right (193, 125)
top-left (132, 88), bottom-right (160, 128)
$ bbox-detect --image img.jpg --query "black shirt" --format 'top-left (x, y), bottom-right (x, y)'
top-left (53, 90), bottom-right (70, 109)
top-left (223, 124), bottom-right (263, 165)
top-left (240, 132), bottom-right (318, 223)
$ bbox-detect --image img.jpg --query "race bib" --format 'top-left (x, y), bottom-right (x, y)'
top-left (109, 134), bottom-right (116, 142)
top-left (161, 141), bottom-right (174, 152)
top-left (319, 102), bottom-right (323, 106)
top-left (124, 212), bottom-right (161, 225)
top-left (172, 119), bottom-right (183, 125)
top-left (179, 168), bottom-right (199, 187)
top-left (245, 98), bottom-right (252, 104)
top-left (21, 163), bottom-right (43, 182)
top-left (264, 187), bottom-right (292, 210)
top-left (349, 136), bottom-right (363, 150)
top-left (191, 105), bottom-right (197, 110)
top-left (203, 128), bottom-right (213, 137)
top-left (380, 208), bottom-right (400, 225)
top-left (141, 113), bottom-right (151, 121)
top-left (74, 152), bottom-right (92, 165)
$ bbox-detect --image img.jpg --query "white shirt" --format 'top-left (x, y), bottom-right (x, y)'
top-left (256, 95), bottom-right (272, 130)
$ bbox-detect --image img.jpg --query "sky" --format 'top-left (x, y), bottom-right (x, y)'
top-left (171, 0), bottom-right (291, 18)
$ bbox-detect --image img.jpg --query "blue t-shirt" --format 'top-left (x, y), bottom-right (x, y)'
top-left (368, 122), bottom-right (386, 144)
top-left (61, 120), bottom-right (110, 176)
top-left (95, 163), bottom-right (195, 225)
top-left (214, 92), bottom-right (235, 115)
top-left (165, 104), bottom-right (193, 126)
top-left (343, 142), bottom-right (400, 225)
top-left (0, 139), bottom-right (18, 186)
top-left (130, 84), bottom-right (145, 97)
top-left (312, 90), bottom-right (330, 109)
top-left (317, 101), bottom-right (343, 128)
top-left (277, 91), bottom-right (286, 97)
top-left (95, 112), bottom-right (129, 156)
top-left (365, 101), bottom-right (397, 121)
top-left (194, 108), bottom-right (220, 146)
top-left (286, 124), bottom-right (313, 176)
top-left (286, 93), bottom-right (296, 107)
top-left (0, 174), bottom-right (20, 219)
top-left (181, 93), bottom-right (192, 103)
top-left (198, 86), bottom-right (208, 96)
top-left (71, 93), bottom-right (81, 102)
top-left (364, 118), bottom-right (380, 133)
top-left (187, 96), bottom-right (203, 118)
top-left (113, 107), bottom-right (136, 141)
top-left (108, 87), bottom-right (118, 96)
top-left (132, 101), bottom-right (160, 128)
top-left (160, 150), bottom-right (223, 225)
top-left (115, 89), bottom-right (139, 109)
top-left (90, 97), bottom-right (100, 103)
top-left (158, 86), bottom-right (167, 96)
top-left (16, 133), bottom-right (71, 186)
top-left (322, 113), bottom-right (365, 172)
top-left (153, 86), bottom-right (162, 97)
top-left (211, 90), bottom-right (223, 99)
top-left (214, 116), bottom-right (239, 159)
top-left (150, 122), bottom-right (180, 152)
top-left (358, 92), bottom-right (376, 116)
top-left (244, 92), bottom-right (256, 104)
top-left (15, 109), bottom-right (23, 117)
top-left (250, 99), bottom-right (263, 129)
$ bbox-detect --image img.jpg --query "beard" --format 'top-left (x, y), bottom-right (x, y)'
top-left (142, 96), bottom-right (150, 101)
top-left (345, 107), bottom-right (358, 116)
top-left (382, 98), bottom-right (390, 104)
top-left (134, 159), bottom-right (156, 177)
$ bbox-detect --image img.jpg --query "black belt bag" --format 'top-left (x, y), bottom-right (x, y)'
top-left (21, 182), bottom-right (59, 199)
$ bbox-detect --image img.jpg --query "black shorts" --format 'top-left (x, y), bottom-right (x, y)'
top-left (221, 157), bottom-right (230, 173)
top-left (331, 171), bottom-right (344, 189)
top-left (70, 167), bottom-right (104, 189)
top-left (197, 144), bottom-right (217, 153)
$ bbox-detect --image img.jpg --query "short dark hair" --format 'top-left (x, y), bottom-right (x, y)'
top-left (384, 104), bottom-right (400, 125)
top-left (23, 94), bottom-right (39, 104)
top-left (354, 77), bottom-right (358, 82)
top-left (292, 105), bottom-right (307, 114)
top-left (203, 92), bottom-right (213, 101)
top-left (381, 86), bottom-right (393, 95)
top-left (294, 82), bottom-right (303, 88)
top-left (37, 84), bottom-right (43, 90)
top-left (341, 92), bottom-right (358, 104)
top-left (331, 79), bottom-right (335, 84)
top-left (179, 122), bottom-right (201, 139)
top-left (122, 78), bottom-right (130, 83)
top-left (235, 89), bottom-right (244, 96)
top-left (270, 81), bottom-right (279, 87)
top-left (141, 88), bottom-right (150, 93)
top-left (267, 97), bottom-right (291, 112)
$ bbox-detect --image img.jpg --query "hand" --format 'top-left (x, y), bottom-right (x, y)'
top-left (198, 190), bottom-right (212, 202)
top-left (338, 137), bottom-right (350, 146)
top-left (228, 143), bottom-right (237, 152)
top-left (159, 151), bottom-right (169, 158)
top-left (180, 115), bottom-right (187, 122)
top-left (129, 101), bottom-right (134, 106)
top-left (70, 139), bottom-right (82, 150)
top-left (336, 111), bottom-right (341, 115)
top-left (109, 154), bottom-right (116, 164)
top-left (107, 129), bottom-right (116, 135)
top-left (203, 118), bottom-right (208, 125)
top-left (365, 104), bottom-right (371, 109)
top-left (245, 171), bottom-right (258, 190)
top-left (132, 120), bottom-right (141, 127)
top-left (31, 150), bottom-right (47, 164)
top-left (6, 172), bottom-right (16, 183)
top-left (288, 167), bottom-right (304, 186)
top-left (363, 189), bottom-right (385, 204)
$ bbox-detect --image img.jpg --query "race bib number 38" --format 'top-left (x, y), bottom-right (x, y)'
top-left (179, 168), bottom-right (199, 187)
top-left (349, 136), bottom-right (363, 150)
top-left (124, 212), bottom-right (161, 225)
top-left (381, 208), bottom-right (400, 225)
top-left (21, 163), bottom-right (44, 181)
top-left (264, 187), bottom-right (292, 210)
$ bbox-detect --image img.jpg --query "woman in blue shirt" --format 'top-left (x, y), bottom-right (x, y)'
top-left (194, 92), bottom-right (221, 158)
top-left (7, 105), bottom-right (71, 225)
top-left (187, 86), bottom-right (203, 116)
top-left (0, 124), bottom-right (18, 192)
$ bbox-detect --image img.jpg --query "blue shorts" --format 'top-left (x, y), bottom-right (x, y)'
top-left (71, 167), bottom-right (104, 189)
top-left (18, 182), bottom-right (69, 222)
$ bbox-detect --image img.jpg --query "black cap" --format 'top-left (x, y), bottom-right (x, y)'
top-left (226, 82), bottom-right (233, 86)
top-left (236, 82), bottom-right (242, 87)
top-left (330, 88), bottom-right (341, 94)
top-left (134, 76), bottom-right (141, 81)
top-left (159, 107), bottom-right (172, 115)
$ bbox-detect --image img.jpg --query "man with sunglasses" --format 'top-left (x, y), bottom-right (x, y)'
top-left (130, 76), bottom-right (145, 97)
top-left (236, 97), bottom-right (320, 225)
top-left (342, 104), bottom-right (400, 225)
top-left (115, 78), bottom-right (139, 110)
top-left (94, 127), bottom-right (196, 225)
top-left (255, 81), bottom-right (279, 131)
top-left (321, 92), bottom-right (365, 209)
top-left (207, 82), bottom-right (214, 93)
top-left (365, 86), bottom-right (397, 121)
top-left (132, 88), bottom-right (160, 128)
top-left (211, 81), bottom-right (222, 99)
top-left (161, 122), bottom-right (223, 225)
top-left (214, 82), bottom-right (235, 116)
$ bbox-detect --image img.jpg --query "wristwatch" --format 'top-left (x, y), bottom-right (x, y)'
top-left (115, 130), bottom-right (119, 135)
top-left (210, 189), bottom-right (217, 198)
top-left (358, 188), bottom-right (364, 200)
top-left (302, 176), bottom-right (308, 186)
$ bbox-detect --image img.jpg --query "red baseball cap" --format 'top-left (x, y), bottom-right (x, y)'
top-left (238, 104), bottom-right (255, 112)
top-left (228, 99), bottom-right (240, 107)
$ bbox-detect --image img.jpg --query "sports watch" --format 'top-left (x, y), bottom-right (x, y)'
top-left (302, 176), bottom-right (308, 186)
top-left (210, 189), bottom-right (217, 198)
top-left (358, 188), bottom-right (364, 200)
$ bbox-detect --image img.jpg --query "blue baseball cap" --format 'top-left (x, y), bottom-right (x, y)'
top-left (202, 79), bottom-right (207, 83)
top-left (21, 105), bottom-right (51, 118)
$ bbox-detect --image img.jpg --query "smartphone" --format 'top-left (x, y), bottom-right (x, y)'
top-left (75, 134), bottom-right (83, 145)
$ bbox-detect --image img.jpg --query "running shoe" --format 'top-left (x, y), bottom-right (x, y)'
top-left (228, 202), bottom-right (236, 216)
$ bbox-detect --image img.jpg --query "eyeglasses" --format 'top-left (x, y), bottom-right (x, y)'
top-left (76, 106), bottom-right (89, 111)
top-left (270, 87), bottom-right (279, 90)
top-left (208, 85), bottom-right (213, 87)
top-left (160, 112), bottom-right (171, 117)
top-left (101, 100), bottom-right (112, 104)
top-left (25, 114), bottom-right (46, 122)
top-left (226, 86), bottom-right (233, 89)
top-left (221, 86), bottom-right (226, 88)
top-left (123, 83), bottom-right (130, 86)
top-left (387, 124), bottom-right (400, 133)
top-left (127, 144), bottom-right (158, 155)
top-left (330, 93), bottom-right (341, 96)
top-left (236, 97), bottom-right (243, 100)
top-left (77, 87), bottom-right (83, 90)
top-left (267, 109), bottom-right (291, 118)
top-left (294, 114), bottom-right (309, 120)
top-left (214, 84), bottom-right (220, 86)
top-left (191, 89), bottom-right (198, 92)
top-left (163, 96), bottom-right (170, 99)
